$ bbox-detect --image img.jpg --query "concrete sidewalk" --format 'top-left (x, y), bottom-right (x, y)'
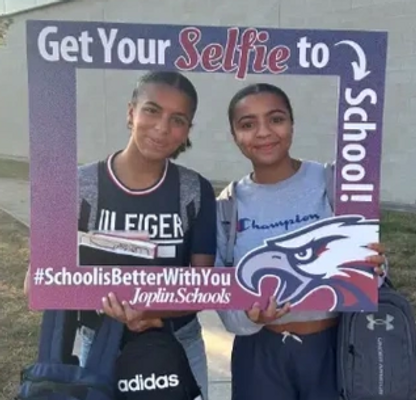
top-left (0, 177), bottom-right (233, 399)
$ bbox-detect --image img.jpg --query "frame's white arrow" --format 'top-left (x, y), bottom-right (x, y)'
top-left (335, 40), bottom-right (371, 81)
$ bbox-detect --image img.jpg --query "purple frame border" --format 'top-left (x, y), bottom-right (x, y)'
top-left (27, 20), bottom-right (388, 311)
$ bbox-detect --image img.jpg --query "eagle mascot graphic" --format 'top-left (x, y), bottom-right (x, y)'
top-left (235, 215), bottom-right (379, 311)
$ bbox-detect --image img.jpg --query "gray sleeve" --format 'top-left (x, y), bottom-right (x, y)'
top-left (214, 196), bottom-right (263, 336)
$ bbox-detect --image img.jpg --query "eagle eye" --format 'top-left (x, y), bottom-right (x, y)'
top-left (293, 247), bottom-right (314, 262)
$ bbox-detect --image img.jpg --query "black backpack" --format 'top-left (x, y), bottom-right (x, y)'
top-left (115, 328), bottom-right (203, 400)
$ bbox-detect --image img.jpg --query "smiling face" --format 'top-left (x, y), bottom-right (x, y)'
top-left (231, 91), bottom-right (294, 167)
top-left (127, 83), bottom-right (193, 161)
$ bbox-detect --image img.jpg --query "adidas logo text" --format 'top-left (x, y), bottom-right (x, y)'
top-left (118, 373), bottom-right (180, 392)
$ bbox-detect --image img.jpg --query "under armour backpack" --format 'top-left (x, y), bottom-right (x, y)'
top-left (17, 310), bottom-right (124, 399)
top-left (337, 278), bottom-right (416, 400)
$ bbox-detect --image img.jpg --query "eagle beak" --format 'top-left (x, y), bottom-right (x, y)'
top-left (235, 249), bottom-right (304, 303)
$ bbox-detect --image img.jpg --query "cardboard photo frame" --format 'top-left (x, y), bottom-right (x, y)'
top-left (27, 20), bottom-right (388, 312)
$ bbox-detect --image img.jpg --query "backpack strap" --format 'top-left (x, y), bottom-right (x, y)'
top-left (78, 162), bottom-right (100, 232)
top-left (36, 166), bottom-right (101, 365)
top-left (217, 181), bottom-right (238, 267)
top-left (37, 310), bottom-right (79, 364)
top-left (177, 165), bottom-right (201, 233)
top-left (77, 163), bottom-right (101, 328)
top-left (78, 199), bottom-right (91, 232)
top-left (324, 162), bottom-right (335, 212)
top-left (84, 317), bottom-right (124, 377)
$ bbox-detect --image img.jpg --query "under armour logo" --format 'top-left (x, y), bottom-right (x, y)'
top-left (366, 314), bottom-right (394, 331)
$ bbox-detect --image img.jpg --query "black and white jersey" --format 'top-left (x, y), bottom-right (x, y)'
top-left (77, 151), bottom-right (217, 331)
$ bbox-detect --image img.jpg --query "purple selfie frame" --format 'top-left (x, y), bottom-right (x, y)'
top-left (27, 20), bottom-right (388, 312)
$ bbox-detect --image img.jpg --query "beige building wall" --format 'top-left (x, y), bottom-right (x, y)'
top-left (0, 0), bottom-right (415, 206)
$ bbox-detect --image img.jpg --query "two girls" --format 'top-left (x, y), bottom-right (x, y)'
top-left (25, 73), bottom-right (387, 400)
